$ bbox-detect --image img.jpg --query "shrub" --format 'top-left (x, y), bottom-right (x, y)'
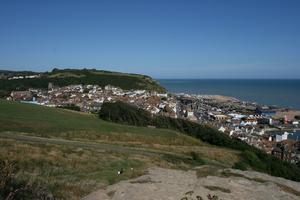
top-left (59, 104), bottom-right (81, 111)
top-left (232, 161), bottom-right (248, 171)
top-left (190, 152), bottom-right (205, 165)
top-left (99, 101), bottom-right (151, 126)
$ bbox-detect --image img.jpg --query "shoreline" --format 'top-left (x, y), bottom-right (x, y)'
top-left (158, 79), bottom-right (300, 110)
top-left (172, 92), bottom-right (300, 118)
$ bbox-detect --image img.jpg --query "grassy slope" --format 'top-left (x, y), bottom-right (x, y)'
top-left (0, 100), bottom-right (239, 198)
top-left (0, 100), bottom-right (200, 146)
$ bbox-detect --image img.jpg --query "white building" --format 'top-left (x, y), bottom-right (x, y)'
top-left (275, 132), bottom-right (290, 142)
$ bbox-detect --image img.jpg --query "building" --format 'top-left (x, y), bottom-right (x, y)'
top-left (256, 107), bottom-right (276, 116)
top-left (276, 132), bottom-right (290, 142)
top-left (11, 91), bottom-right (33, 101)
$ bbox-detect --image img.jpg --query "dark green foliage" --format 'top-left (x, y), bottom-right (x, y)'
top-left (241, 151), bottom-right (266, 172)
top-left (190, 152), bottom-right (205, 165)
top-left (161, 97), bottom-right (167, 101)
top-left (234, 150), bottom-right (300, 181)
top-left (295, 115), bottom-right (300, 120)
top-left (59, 104), bottom-right (81, 111)
top-left (0, 90), bottom-right (9, 98)
top-left (99, 102), bottom-right (251, 151)
top-left (232, 161), bottom-right (248, 171)
top-left (99, 101), bottom-right (152, 126)
top-left (99, 101), bottom-right (300, 182)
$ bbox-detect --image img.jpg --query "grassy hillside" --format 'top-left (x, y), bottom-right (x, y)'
top-left (0, 100), bottom-right (197, 146)
top-left (0, 100), bottom-right (239, 199)
top-left (0, 68), bottom-right (166, 97)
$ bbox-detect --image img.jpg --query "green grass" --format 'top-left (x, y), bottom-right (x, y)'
top-left (0, 139), bottom-right (147, 199)
top-left (0, 100), bottom-right (200, 146)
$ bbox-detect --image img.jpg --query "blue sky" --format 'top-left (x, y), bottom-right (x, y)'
top-left (0, 0), bottom-right (299, 78)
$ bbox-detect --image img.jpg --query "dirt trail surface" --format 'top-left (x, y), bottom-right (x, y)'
top-left (0, 132), bottom-right (160, 156)
top-left (83, 166), bottom-right (300, 200)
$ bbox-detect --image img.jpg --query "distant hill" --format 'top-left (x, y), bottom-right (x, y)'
top-left (0, 68), bottom-right (166, 96)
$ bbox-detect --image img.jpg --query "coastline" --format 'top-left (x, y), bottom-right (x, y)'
top-left (158, 79), bottom-right (300, 110)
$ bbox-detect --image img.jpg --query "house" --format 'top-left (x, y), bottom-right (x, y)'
top-left (11, 91), bottom-right (33, 101)
top-left (256, 107), bottom-right (276, 116)
top-left (157, 93), bottom-right (168, 98)
top-left (276, 132), bottom-right (290, 142)
top-left (218, 126), bottom-right (226, 133)
top-left (292, 121), bottom-right (299, 127)
top-left (211, 114), bottom-right (229, 121)
top-left (240, 117), bottom-right (258, 126)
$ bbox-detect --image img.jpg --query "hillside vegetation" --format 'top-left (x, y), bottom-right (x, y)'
top-left (99, 101), bottom-right (300, 182)
top-left (0, 100), bottom-right (239, 199)
top-left (0, 68), bottom-right (166, 97)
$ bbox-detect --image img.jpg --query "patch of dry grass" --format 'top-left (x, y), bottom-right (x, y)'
top-left (0, 139), bottom-right (147, 199)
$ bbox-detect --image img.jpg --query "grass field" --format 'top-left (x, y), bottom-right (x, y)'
top-left (0, 99), bottom-right (201, 146)
top-left (0, 100), bottom-right (239, 199)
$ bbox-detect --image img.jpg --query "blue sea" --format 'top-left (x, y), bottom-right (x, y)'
top-left (289, 131), bottom-right (300, 141)
top-left (158, 79), bottom-right (300, 110)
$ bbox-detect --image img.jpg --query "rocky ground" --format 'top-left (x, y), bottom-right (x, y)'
top-left (83, 165), bottom-right (300, 200)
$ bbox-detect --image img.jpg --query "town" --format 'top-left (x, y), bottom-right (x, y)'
top-left (7, 82), bottom-right (300, 166)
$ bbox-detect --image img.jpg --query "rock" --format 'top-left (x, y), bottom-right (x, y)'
top-left (82, 167), bottom-right (300, 200)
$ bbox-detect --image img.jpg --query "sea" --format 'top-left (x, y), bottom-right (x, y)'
top-left (158, 79), bottom-right (300, 141)
top-left (289, 130), bottom-right (300, 142)
top-left (158, 79), bottom-right (300, 110)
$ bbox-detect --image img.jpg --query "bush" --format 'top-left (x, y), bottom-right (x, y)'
top-left (190, 152), bottom-right (205, 165)
top-left (241, 150), bottom-right (266, 172)
top-left (99, 101), bottom-right (151, 126)
top-left (232, 161), bottom-right (248, 171)
top-left (59, 104), bottom-right (81, 111)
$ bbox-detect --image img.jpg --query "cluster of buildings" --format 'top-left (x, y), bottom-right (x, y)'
top-left (7, 83), bottom-right (300, 165)
top-left (8, 83), bottom-right (177, 117)
top-left (175, 93), bottom-right (300, 164)
top-left (7, 74), bottom-right (40, 80)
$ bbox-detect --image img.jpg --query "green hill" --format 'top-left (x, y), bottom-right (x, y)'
top-left (0, 68), bottom-right (166, 97)
top-left (0, 100), bottom-right (239, 199)
top-left (0, 99), bottom-right (197, 146)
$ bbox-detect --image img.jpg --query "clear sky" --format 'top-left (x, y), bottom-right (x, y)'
top-left (0, 0), bottom-right (299, 79)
